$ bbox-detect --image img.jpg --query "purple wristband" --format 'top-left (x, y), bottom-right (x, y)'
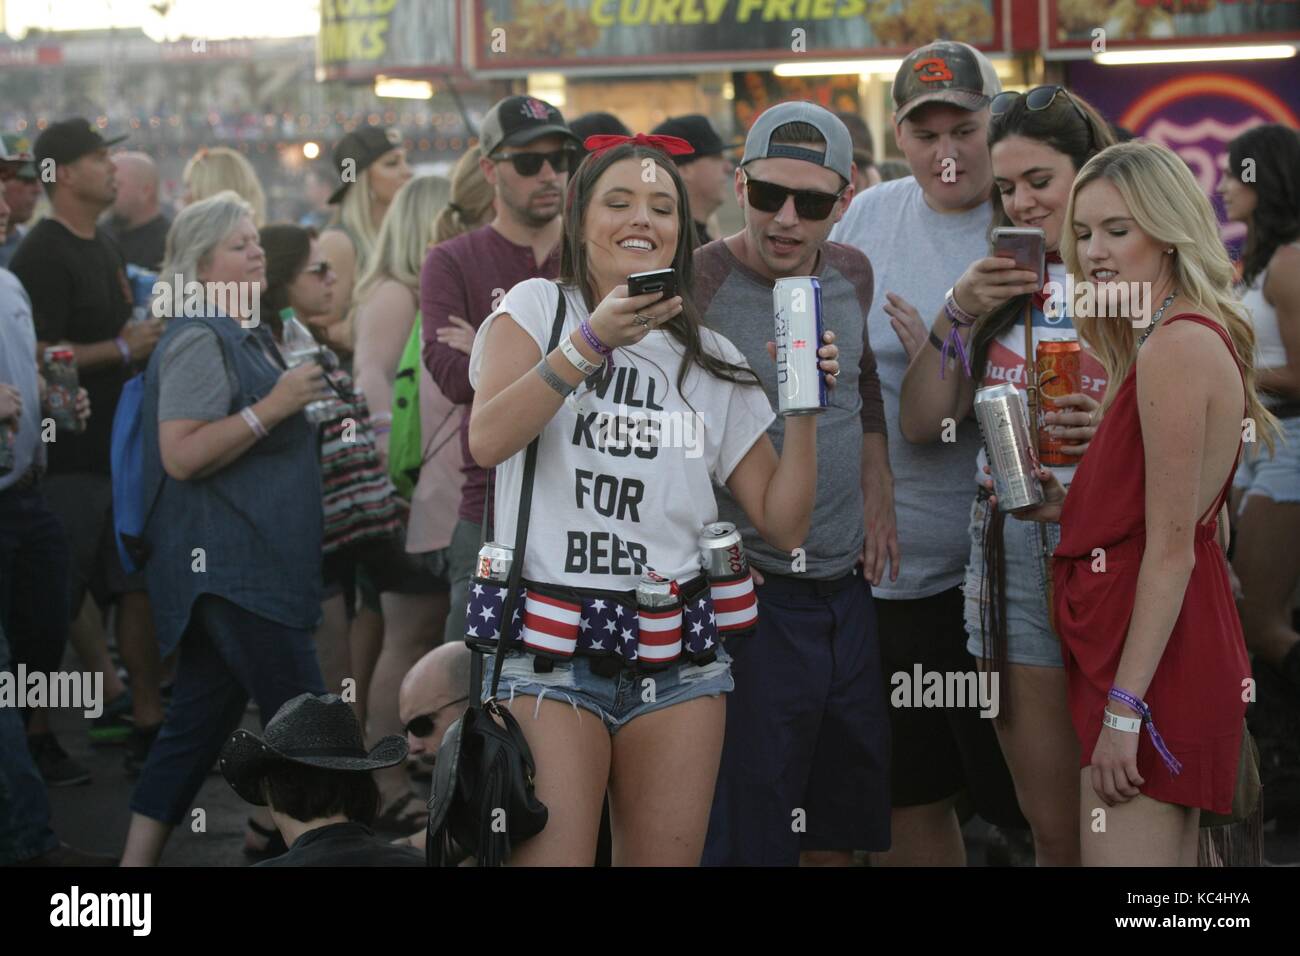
top-left (579, 318), bottom-right (612, 356)
top-left (114, 336), bottom-right (132, 366)
top-left (1108, 687), bottom-right (1183, 776)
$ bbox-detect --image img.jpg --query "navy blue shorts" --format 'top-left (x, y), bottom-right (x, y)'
top-left (703, 568), bottom-right (892, 864)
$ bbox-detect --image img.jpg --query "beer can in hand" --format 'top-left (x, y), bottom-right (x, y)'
top-left (773, 276), bottom-right (828, 417)
top-left (42, 347), bottom-right (84, 435)
top-left (1036, 338), bottom-right (1081, 466)
top-left (974, 383), bottom-right (1043, 513)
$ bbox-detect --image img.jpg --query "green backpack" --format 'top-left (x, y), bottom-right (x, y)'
top-left (388, 316), bottom-right (425, 499)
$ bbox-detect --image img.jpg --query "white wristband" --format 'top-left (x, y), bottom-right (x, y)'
top-left (1103, 709), bottom-right (1142, 734)
top-left (558, 333), bottom-right (603, 376)
top-left (241, 405), bottom-right (269, 440)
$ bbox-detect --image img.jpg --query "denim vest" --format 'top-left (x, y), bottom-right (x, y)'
top-left (141, 313), bottom-right (323, 656)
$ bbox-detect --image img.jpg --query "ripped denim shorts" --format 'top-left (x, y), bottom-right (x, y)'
top-left (481, 647), bottom-right (733, 734)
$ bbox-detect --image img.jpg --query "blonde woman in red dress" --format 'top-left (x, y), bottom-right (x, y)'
top-left (995, 141), bottom-right (1278, 866)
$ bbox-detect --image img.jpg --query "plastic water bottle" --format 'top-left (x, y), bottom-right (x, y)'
top-left (278, 308), bottom-right (335, 425)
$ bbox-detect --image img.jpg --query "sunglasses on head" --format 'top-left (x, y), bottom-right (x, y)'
top-left (741, 170), bottom-right (846, 221)
top-left (403, 695), bottom-right (469, 738)
top-left (991, 86), bottom-right (1096, 148)
top-left (493, 149), bottom-right (573, 177)
top-left (302, 261), bottom-right (333, 279)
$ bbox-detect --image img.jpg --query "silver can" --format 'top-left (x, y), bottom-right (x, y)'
top-left (973, 383), bottom-right (1044, 513)
top-left (773, 276), bottom-right (828, 417)
top-left (698, 522), bottom-right (748, 580)
top-left (636, 570), bottom-right (676, 611)
top-left (475, 543), bottom-right (513, 583)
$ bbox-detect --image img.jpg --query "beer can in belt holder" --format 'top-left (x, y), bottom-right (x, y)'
top-left (636, 570), bottom-right (684, 669)
top-left (42, 348), bottom-right (84, 435)
top-left (974, 383), bottom-right (1044, 514)
top-left (699, 522), bottom-right (758, 636)
top-left (773, 276), bottom-right (828, 417)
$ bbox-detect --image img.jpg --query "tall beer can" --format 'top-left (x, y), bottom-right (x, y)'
top-left (1036, 338), bottom-right (1082, 466)
top-left (973, 383), bottom-right (1043, 513)
top-left (42, 347), bottom-right (84, 434)
top-left (773, 276), bottom-right (828, 416)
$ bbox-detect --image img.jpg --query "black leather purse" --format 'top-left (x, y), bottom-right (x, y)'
top-left (425, 286), bottom-right (569, 866)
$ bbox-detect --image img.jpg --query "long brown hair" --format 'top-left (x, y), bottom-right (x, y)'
top-left (560, 143), bottom-right (758, 396)
top-left (968, 88), bottom-right (1116, 378)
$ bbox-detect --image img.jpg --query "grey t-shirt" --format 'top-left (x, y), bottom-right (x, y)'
top-left (830, 177), bottom-right (991, 600)
top-left (695, 237), bottom-right (886, 580)
top-left (157, 324), bottom-right (237, 422)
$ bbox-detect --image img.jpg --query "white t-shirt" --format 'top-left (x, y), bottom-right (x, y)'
top-left (468, 278), bottom-right (775, 592)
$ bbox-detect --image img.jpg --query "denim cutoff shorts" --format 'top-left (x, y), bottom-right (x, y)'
top-left (482, 647), bottom-right (733, 733)
top-left (1234, 413), bottom-right (1300, 506)
top-left (963, 494), bottom-right (1065, 668)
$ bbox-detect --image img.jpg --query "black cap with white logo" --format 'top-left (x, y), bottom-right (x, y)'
top-left (478, 96), bottom-right (580, 158)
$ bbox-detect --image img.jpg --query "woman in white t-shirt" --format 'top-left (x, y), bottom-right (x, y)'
top-left (896, 89), bottom-right (1114, 865)
top-left (467, 137), bottom-right (838, 866)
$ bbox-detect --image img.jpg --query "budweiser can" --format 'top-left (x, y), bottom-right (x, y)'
top-left (475, 543), bottom-right (513, 583)
top-left (1036, 338), bottom-right (1081, 467)
top-left (773, 276), bottom-right (828, 417)
top-left (0, 422), bottom-right (14, 477)
top-left (42, 347), bottom-right (84, 434)
top-left (127, 265), bottom-right (159, 323)
top-left (973, 383), bottom-right (1043, 513)
top-left (698, 522), bottom-right (748, 580)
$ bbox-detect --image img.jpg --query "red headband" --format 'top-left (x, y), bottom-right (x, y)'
top-left (582, 132), bottom-right (695, 158)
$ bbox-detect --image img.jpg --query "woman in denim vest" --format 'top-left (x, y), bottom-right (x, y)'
top-left (121, 192), bottom-right (332, 866)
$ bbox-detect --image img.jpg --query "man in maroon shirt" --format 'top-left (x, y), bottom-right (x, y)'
top-left (421, 95), bottom-right (580, 643)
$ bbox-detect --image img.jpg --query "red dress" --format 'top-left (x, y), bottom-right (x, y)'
top-left (1052, 314), bottom-right (1249, 815)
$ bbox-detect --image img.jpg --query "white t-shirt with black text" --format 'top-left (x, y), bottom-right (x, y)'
top-left (468, 278), bottom-right (775, 592)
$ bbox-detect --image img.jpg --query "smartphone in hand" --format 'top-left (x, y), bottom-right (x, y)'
top-left (626, 268), bottom-right (677, 300)
top-left (992, 227), bottom-right (1047, 286)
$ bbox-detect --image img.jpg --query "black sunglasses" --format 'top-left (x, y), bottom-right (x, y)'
top-left (302, 261), bottom-right (333, 279)
top-left (741, 171), bottom-right (846, 221)
top-left (493, 149), bottom-right (573, 177)
top-left (404, 695), bottom-right (469, 738)
top-left (991, 86), bottom-right (1096, 149)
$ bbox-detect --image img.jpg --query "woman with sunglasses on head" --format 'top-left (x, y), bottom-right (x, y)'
top-left (318, 127), bottom-right (414, 350)
top-left (467, 136), bottom-right (838, 865)
top-left (898, 86), bottom-right (1115, 865)
top-left (1218, 125), bottom-right (1300, 709)
top-left (997, 141), bottom-right (1278, 866)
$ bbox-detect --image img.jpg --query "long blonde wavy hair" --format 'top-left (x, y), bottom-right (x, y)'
top-left (336, 164), bottom-right (382, 270)
top-left (353, 175), bottom-right (451, 302)
top-left (1062, 140), bottom-right (1279, 452)
top-left (433, 147), bottom-right (494, 244)
top-left (183, 147), bottom-right (267, 227)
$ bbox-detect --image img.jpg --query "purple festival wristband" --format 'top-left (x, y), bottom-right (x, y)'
top-left (1108, 686), bottom-right (1182, 776)
top-left (579, 318), bottom-right (612, 356)
top-left (938, 304), bottom-right (974, 380)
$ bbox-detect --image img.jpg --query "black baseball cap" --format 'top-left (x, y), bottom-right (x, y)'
top-left (892, 40), bottom-right (1002, 124)
top-left (328, 126), bottom-right (404, 205)
top-left (34, 118), bottom-right (127, 169)
top-left (650, 115), bottom-right (731, 165)
top-left (1, 132), bottom-right (37, 178)
top-left (478, 96), bottom-right (579, 158)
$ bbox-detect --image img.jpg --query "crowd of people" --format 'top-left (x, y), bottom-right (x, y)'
top-left (1, 36), bottom-right (1298, 868)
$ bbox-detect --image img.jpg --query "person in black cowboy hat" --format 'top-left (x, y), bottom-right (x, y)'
top-left (650, 114), bottom-right (735, 244)
top-left (318, 125), bottom-right (412, 339)
top-left (219, 693), bottom-right (424, 866)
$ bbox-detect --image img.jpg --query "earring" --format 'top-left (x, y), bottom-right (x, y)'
top-left (1165, 248), bottom-right (1174, 254)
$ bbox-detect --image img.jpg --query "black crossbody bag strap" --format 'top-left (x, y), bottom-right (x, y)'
top-left (469, 285), bottom-right (569, 706)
